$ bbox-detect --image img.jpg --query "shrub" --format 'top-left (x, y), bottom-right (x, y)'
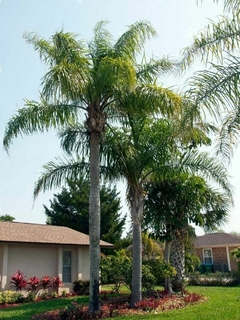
top-left (51, 276), bottom-right (62, 293)
top-left (40, 276), bottom-right (52, 290)
top-left (143, 259), bottom-right (176, 285)
top-left (27, 276), bottom-right (41, 293)
top-left (187, 271), bottom-right (240, 286)
top-left (100, 251), bottom-right (131, 292)
top-left (0, 290), bottom-right (24, 304)
top-left (59, 303), bottom-right (91, 320)
top-left (73, 280), bottom-right (90, 295)
top-left (10, 270), bottom-right (27, 291)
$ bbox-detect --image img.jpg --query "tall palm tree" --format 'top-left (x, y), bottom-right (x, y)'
top-left (33, 115), bottom-right (179, 306)
top-left (3, 21), bottom-right (177, 312)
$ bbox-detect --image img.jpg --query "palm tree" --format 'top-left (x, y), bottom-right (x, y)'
top-left (144, 172), bottom-right (232, 292)
top-left (3, 21), bottom-right (177, 313)
top-left (181, 2), bottom-right (240, 161)
top-left (34, 115), bottom-right (179, 305)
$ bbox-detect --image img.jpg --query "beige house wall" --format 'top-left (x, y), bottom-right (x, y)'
top-left (0, 243), bottom-right (90, 292)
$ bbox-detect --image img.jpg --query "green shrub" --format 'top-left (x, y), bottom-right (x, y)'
top-left (143, 259), bottom-right (176, 285)
top-left (0, 290), bottom-right (25, 304)
top-left (100, 251), bottom-right (131, 292)
top-left (73, 280), bottom-right (90, 295)
top-left (187, 271), bottom-right (240, 286)
top-left (142, 265), bottom-right (156, 293)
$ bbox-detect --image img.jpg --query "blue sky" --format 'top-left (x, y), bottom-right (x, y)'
top-left (0, 0), bottom-right (239, 234)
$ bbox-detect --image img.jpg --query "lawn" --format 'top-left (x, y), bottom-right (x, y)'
top-left (1, 286), bottom-right (240, 320)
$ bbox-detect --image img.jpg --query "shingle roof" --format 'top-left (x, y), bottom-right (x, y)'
top-left (194, 233), bottom-right (240, 248)
top-left (0, 221), bottom-right (113, 247)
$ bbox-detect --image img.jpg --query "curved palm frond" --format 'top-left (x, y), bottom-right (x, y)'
top-left (59, 123), bottom-right (89, 156)
top-left (88, 20), bottom-right (113, 60)
top-left (25, 31), bottom-right (90, 102)
top-left (3, 99), bottom-right (79, 152)
top-left (115, 83), bottom-right (182, 118)
top-left (136, 57), bottom-right (176, 83)
top-left (114, 20), bottom-right (157, 61)
top-left (181, 11), bottom-right (240, 69)
top-left (94, 56), bottom-right (137, 96)
top-left (180, 150), bottom-right (233, 200)
top-left (34, 156), bottom-right (89, 199)
top-left (215, 108), bottom-right (240, 161)
top-left (186, 54), bottom-right (240, 119)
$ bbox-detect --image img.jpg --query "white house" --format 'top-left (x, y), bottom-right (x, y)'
top-left (0, 221), bottom-right (113, 292)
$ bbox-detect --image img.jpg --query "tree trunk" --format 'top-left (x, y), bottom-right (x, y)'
top-left (88, 131), bottom-right (101, 313)
top-left (171, 229), bottom-right (187, 292)
top-left (163, 239), bottom-right (174, 294)
top-left (130, 188), bottom-right (143, 307)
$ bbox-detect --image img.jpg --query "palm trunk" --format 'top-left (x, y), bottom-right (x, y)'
top-left (89, 131), bottom-right (101, 313)
top-left (163, 239), bottom-right (174, 294)
top-left (171, 229), bottom-right (187, 292)
top-left (130, 188), bottom-right (143, 307)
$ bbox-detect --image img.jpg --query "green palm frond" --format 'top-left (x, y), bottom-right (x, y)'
top-left (25, 31), bottom-right (90, 102)
top-left (59, 123), bottom-right (89, 156)
top-left (3, 99), bottom-right (78, 152)
top-left (136, 57), bottom-right (176, 83)
top-left (186, 54), bottom-right (240, 119)
top-left (88, 20), bottom-right (113, 60)
top-left (216, 108), bottom-right (240, 161)
top-left (210, 0), bottom-right (240, 12)
top-left (93, 56), bottom-right (136, 95)
top-left (114, 20), bottom-right (157, 61)
top-left (180, 150), bottom-right (233, 199)
top-left (116, 83), bottom-right (182, 117)
top-left (34, 156), bottom-right (89, 199)
top-left (181, 12), bottom-right (240, 69)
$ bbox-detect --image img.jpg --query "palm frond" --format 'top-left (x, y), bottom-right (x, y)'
top-left (88, 20), bottom-right (113, 60)
top-left (114, 20), bottom-right (157, 61)
top-left (93, 56), bottom-right (136, 96)
top-left (115, 83), bottom-right (182, 118)
top-left (215, 108), bottom-right (240, 161)
top-left (34, 156), bottom-right (89, 199)
top-left (59, 123), bottom-right (89, 155)
top-left (180, 150), bottom-right (233, 200)
top-left (3, 99), bottom-right (78, 152)
top-left (136, 57), bottom-right (176, 83)
top-left (25, 31), bottom-right (90, 102)
top-left (186, 54), bottom-right (240, 120)
top-left (181, 12), bottom-right (240, 69)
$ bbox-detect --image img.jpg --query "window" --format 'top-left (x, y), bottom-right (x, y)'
top-left (203, 249), bottom-right (213, 264)
top-left (62, 251), bottom-right (72, 283)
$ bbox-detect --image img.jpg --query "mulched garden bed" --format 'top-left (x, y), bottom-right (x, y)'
top-left (30, 291), bottom-right (205, 319)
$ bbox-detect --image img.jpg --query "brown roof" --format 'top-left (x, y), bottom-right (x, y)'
top-left (0, 221), bottom-right (113, 247)
top-left (194, 233), bottom-right (240, 248)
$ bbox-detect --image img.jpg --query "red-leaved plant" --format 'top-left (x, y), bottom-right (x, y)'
top-left (40, 276), bottom-right (51, 289)
top-left (28, 276), bottom-right (40, 292)
top-left (10, 270), bottom-right (27, 291)
top-left (51, 276), bottom-right (62, 293)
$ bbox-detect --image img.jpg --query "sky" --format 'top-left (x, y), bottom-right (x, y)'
top-left (0, 0), bottom-right (239, 235)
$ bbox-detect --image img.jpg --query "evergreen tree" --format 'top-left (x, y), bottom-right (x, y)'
top-left (45, 178), bottom-right (126, 245)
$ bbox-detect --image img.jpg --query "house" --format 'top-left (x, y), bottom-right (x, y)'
top-left (194, 233), bottom-right (240, 273)
top-left (0, 221), bottom-right (113, 292)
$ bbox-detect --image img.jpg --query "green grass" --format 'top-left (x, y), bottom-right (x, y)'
top-left (0, 296), bottom-right (89, 320)
top-left (1, 287), bottom-right (240, 320)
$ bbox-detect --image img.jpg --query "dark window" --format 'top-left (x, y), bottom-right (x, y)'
top-left (62, 251), bottom-right (72, 283)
